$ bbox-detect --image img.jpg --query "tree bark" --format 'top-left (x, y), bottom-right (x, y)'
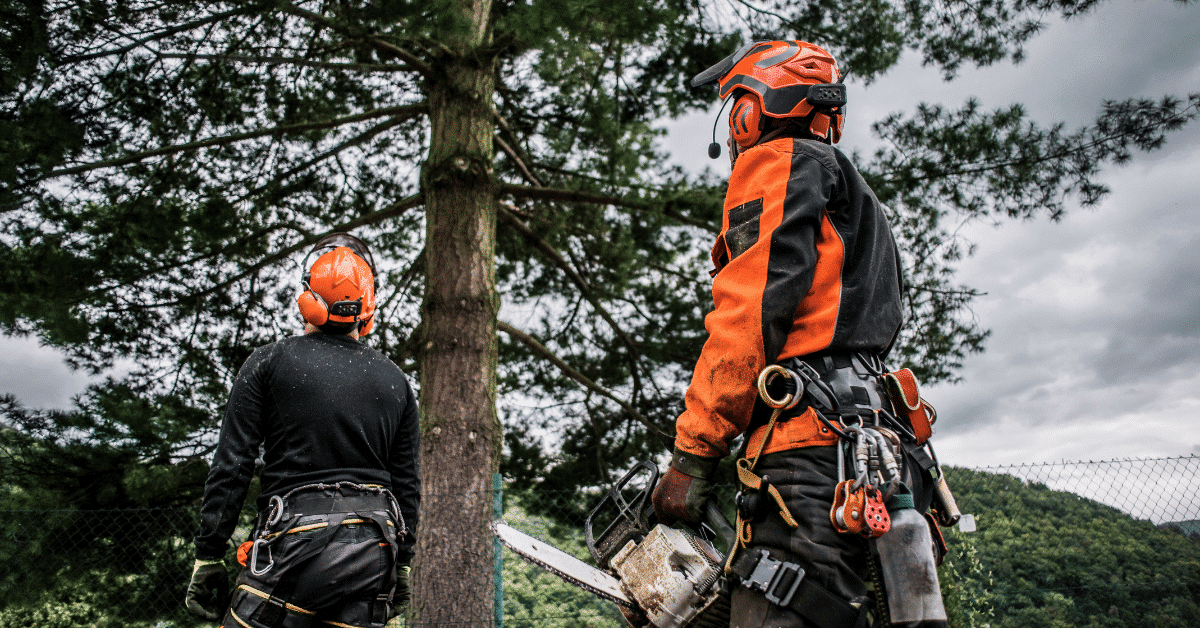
top-left (411, 1), bottom-right (500, 625)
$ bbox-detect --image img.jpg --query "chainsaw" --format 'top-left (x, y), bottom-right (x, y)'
top-left (493, 461), bottom-right (736, 628)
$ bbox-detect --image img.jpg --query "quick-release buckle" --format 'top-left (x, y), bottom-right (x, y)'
top-left (743, 550), bottom-right (805, 607)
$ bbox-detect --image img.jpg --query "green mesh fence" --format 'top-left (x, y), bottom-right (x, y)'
top-left (1, 455), bottom-right (1197, 628)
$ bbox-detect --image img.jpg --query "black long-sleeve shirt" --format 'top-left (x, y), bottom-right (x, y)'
top-left (195, 332), bottom-right (420, 560)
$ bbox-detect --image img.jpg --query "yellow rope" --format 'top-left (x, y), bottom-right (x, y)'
top-left (262, 517), bottom-right (394, 539)
top-left (237, 584), bottom-right (316, 616)
top-left (725, 405), bottom-right (801, 573)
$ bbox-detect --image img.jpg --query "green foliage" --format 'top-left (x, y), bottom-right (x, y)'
top-left (0, 507), bottom-right (208, 628)
top-left (0, 0), bottom-right (1197, 539)
top-left (940, 467), bottom-right (1200, 627)
top-left (500, 495), bottom-right (627, 627)
top-left (0, 391), bottom-right (209, 509)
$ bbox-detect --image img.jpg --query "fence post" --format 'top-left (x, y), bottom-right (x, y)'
top-left (493, 472), bottom-right (504, 628)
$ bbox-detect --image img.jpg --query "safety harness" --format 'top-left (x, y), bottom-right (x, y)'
top-left (725, 352), bottom-right (944, 628)
top-left (233, 482), bottom-right (404, 628)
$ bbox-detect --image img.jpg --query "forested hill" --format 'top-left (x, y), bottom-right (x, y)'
top-left (939, 466), bottom-right (1200, 627)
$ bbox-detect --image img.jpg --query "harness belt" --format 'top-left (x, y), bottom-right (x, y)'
top-left (260, 483), bottom-right (404, 536)
top-left (730, 549), bottom-right (868, 628)
top-left (782, 352), bottom-right (889, 418)
top-left (245, 483), bottom-right (401, 628)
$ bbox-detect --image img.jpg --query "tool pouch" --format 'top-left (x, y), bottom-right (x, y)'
top-left (883, 369), bottom-right (935, 445)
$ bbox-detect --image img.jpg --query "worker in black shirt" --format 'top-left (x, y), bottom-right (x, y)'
top-left (185, 233), bottom-right (420, 628)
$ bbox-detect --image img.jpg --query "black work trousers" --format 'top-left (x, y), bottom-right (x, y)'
top-left (222, 514), bottom-right (396, 628)
top-left (729, 444), bottom-right (943, 628)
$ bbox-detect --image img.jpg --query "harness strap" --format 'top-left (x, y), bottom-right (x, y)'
top-left (249, 509), bottom-right (400, 627)
top-left (728, 401), bottom-right (802, 575)
top-left (353, 509), bottom-right (401, 606)
top-left (735, 459), bottom-right (798, 528)
top-left (237, 584), bottom-right (316, 617)
top-left (251, 512), bottom-right (351, 627)
top-left (730, 549), bottom-right (869, 628)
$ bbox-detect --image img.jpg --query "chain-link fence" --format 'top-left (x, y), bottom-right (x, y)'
top-left (1, 456), bottom-right (1198, 628)
top-left (970, 456), bottom-right (1198, 525)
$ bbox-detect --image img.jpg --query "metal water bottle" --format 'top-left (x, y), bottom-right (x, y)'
top-left (874, 505), bottom-right (949, 626)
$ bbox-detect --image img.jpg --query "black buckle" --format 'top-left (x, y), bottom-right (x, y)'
top-left (370, 593), bottom-right (391, 625)
top-left (250, 596), bottom-right (288, 627)
top-left (743, 550), bottom-right (805, 607)
top-left (329, 299), bottom-right (363, 317)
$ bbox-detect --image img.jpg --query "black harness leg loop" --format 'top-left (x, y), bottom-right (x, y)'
top-left (731, 549), bottom-right (866, 628)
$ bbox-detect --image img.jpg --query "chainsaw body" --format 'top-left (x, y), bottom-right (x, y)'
top-left (584, 462), bottom-right (734, 628)
top-left (608, 524), bottom-right (727, 628)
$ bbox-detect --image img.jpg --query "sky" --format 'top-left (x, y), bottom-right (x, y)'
top-left (2, 0), bottom-right (1198, 471)
top-left (660, 0), bottom-right (1200, 467)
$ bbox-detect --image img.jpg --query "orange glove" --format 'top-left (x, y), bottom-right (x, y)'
top-left (652, 448), bottom-right (721, 525)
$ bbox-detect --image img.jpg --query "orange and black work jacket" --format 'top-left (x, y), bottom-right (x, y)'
top-left (676, 137), bottom-right (903, 459)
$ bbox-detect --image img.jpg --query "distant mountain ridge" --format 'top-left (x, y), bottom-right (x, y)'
top-left (940, 466), bottom-right (1200, 627)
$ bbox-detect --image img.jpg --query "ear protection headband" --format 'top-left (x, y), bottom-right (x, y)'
top-left (297, 233), bottom-right (378, 334)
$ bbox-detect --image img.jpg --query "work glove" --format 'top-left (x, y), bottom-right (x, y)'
top-left (652, 448), bottom-right (722, 525)
top-left (185, 558), bottom-right (229, 621)
top-left (393, 563), bottom-right (412, 611)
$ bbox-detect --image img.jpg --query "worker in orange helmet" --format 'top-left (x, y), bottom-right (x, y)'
top-left (186, 232), bottom-right (420, 628)
top-left (652, 42), bottom-right (948, 627)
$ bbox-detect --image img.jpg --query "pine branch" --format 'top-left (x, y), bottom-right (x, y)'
top-left (83, 222), bottom-right (305, 300)
top-left (497, 320), bottom-right (674, 449)
top-left (156, 52), bottom-right (415, 73)
top-left (880, 100), bottom-right (1199, 184)
top-left (237, 110), bottom-right (423, 203)
top-left (40, 104), bottom-right (426, 181)
top-left (494, 135), bottom-right (543, 186)
top-left (731, 0), bottom-right (795, 26)
top-left (282, 5), bottom-right (433, 78)
top-left (497, 203), bottom-right (646, 403)
top-left (128, 193), bottom-right (424, 310)
top-left (60, 8), bottom-right (250, 63)
top-left (909, 285), bottom-right (986, 297)
top-left (501, 183), bottom-right (718, 234)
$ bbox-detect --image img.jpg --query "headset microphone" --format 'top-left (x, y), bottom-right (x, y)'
top-left (706, 97), bottom-right (733, 159)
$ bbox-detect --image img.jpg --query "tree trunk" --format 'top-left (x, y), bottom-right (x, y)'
top-left (412, 1), bottom-right (500, 625)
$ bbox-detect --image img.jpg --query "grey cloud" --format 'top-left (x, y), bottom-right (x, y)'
top-left (0, 337), bottom-right (93, 410)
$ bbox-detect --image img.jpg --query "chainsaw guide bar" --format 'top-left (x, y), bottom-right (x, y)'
top-left (492, 521), bottom-right (636, 608)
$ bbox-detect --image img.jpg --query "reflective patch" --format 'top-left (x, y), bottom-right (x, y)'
top-left (726, 198), bottom-right (763, 260)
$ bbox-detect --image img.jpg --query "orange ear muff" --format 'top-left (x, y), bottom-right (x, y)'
top-left (729, 95), bottom-right (763, 150)
top-left (358, 315), bottom-right (375, 336)
top-left (297, 289), bottom-right (330, 326)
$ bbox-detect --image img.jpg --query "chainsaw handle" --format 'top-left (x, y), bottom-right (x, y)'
top-left (585, 460), bottom-right (660, 567)
top-left (700, 500), bottom-right (736, 556)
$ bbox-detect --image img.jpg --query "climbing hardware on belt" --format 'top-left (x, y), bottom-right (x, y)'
top-left (830, 424), bottom-right (901, 538)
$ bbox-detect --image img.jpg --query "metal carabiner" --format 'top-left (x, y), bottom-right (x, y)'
top-left (878, 431), bottom-right (902, 494)
top-left (248, 538), bottom-right (274, 576)
top-left (265, 494), bottom-right (285, 528)
top-left (836, 436), bottom-right (848, 485)
top-left (862, 427), bottom-right (901, 498)
top-left (846, 426), bottom-right (872, 491)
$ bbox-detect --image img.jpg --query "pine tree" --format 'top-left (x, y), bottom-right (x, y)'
top-left (1, 0), bottom-right (1196, 623)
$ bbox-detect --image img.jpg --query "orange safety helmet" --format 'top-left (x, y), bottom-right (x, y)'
top-left (693, 40), bottom-right (847, 150)
top-left (296, 232), bottom-right (378, 335)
